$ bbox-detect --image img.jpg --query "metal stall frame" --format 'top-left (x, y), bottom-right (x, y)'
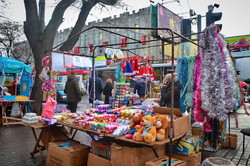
top-left (52, 26), bottom-right (204, 165)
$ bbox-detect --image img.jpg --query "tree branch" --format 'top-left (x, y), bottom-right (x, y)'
top-left (99, 0), bottom-right (118, 5)
top-left (24, 0), bottom-right (39, 21)
top-left (43, 0), bottom-right (76, 50)
top-left (59, 0), bottom-right (98, 51)
top-left (23, 0), bottom-right (42, 51)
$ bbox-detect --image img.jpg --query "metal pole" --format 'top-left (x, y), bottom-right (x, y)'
top-left (167, 29), bottom-right (175, 166)
top-left (161, 40), bottom-right (165, 62)
top-left (92, 46), bottom-right (96, 107)
top-left (197, 15), bottom-right (202, 42)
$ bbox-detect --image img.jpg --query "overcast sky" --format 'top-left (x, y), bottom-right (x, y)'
top-left (3, 0), bottom-right (250, 37)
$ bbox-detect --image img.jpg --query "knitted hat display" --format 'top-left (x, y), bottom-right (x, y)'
top-left (124, 62), bottom-right (134, 76)
top-left (134, 65), bottom-right (143, 78)
top-left (132, 59), bottom-right (139, 74)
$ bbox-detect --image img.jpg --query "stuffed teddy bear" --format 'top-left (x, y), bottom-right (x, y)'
top-left (130, 112), bottom-right (143, 129)
top-left (133, 115), bottom-right (157, 143)
top-left (155, 114), bottom-right (169, 141)
top-left (125, 112), bottom-right (143, 139)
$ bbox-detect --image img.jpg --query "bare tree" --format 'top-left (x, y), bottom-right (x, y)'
top-left (0, 21), bottom-right (23, 57)
top-left (24, 0), bottom-right (119, 114)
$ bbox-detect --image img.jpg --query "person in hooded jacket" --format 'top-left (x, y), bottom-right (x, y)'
top-left (134, 77), bottom-right (147, 98)
top-left (159, 73), bottom-right (182, 109)
top-left (64, 71), bottom-right (81, 113)
top-left (88, 72), bottom-right (103, 104)
top-left (103, 78), bottom-right (113, 104)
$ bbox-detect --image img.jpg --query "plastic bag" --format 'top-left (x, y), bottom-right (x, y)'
top-left (79, 83), bottom-right (87, 96)
top-left (41, 96), bottom-right (57, 119)
top-left (11, 103), bottom-right (20, 116)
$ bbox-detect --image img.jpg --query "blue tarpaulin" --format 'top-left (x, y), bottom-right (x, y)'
top-left (0, 57), bottom-right (31, 73)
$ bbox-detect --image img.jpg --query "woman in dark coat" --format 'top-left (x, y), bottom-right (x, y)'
top-left (103, 78), bottom-right (113, 104)
top-left (64, 71), bottom-right (82, 113)
top-left (159, 73), bottom-right (182, 109)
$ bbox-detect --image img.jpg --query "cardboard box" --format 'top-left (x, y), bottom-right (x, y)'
top-left (221, 134), bottom-right (238, 149)
top-left (153, 107), bottom-right (191, 138)
top-left (41, 125), bottom-right (70, 149)
top-left (145, 156), bottom-right (186, 166)
top-left (172, 152), bottom-right (201, 166)
top-left (175, 135), bottom-right (200, 155)
top-left (111, 143), bottom-right (165, 166)
top-left (87, 153), bottom-right (111, 166)
top-left (47, 140), bottom-right (90, 166)
top-left (192, 127), bottom-right (203, 136)
top-left (91, 138), bottom-right (111, 160)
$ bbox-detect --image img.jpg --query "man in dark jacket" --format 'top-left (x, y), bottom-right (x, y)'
top-left (103, 78), bottom-right (113, 104)
top-left (134, 78), bottom-right (147, 98)
top-left (64, 71), bottom-right (81, 113)
top-left (88, 72), bottom-right (103, 104)
top-left (159, 73), bottom-right (182, 109)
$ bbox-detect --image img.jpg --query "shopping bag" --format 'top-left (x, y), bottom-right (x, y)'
top-left (80, 83), bottom-right (87, 96)
top-left (11, 103), bottom-right (20, 116)
top-left (41, 96), bottom-right (57, 119)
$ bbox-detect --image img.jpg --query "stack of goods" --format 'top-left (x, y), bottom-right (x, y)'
top-left (22, 113), bottom-right (39, 124)
top-left (60, 113), bottom-right (78, 125)
top-left (56, 105), bottom-right (189, 144)
top-left (111, 82), bottom-right (131, 108)
top-left (95, 105), bottom-right (110, 114)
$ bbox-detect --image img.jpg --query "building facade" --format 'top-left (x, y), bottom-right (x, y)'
top-left (54, 7), bottom-right (198, 62)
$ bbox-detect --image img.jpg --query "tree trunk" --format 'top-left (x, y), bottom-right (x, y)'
top-left (23, 0), bottom-right (118, 114)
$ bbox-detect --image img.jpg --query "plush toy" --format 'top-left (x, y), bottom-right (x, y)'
top-left (39, 67), bottom-right (50, 81)
top-left (133, 115), bottom-right (157, 143)
top-left (155, 114), bottom-right (169, 141)
top-left (42, 56), bottom-right (50, 67)
top-left (130, 112), bottom-right (143, 129)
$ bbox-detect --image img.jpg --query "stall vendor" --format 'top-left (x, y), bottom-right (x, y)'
top-left (159, 73), bottom-right (182, 109)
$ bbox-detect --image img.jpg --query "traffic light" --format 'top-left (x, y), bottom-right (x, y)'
top-left (236, 70), bottom-right (241, 75)
top-left (181, 19), bottom-right (192, 42)
top-left (206, 4), bottom-right (222, 29)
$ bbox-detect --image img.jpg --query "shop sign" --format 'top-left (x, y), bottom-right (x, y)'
top-left (94, 55), bottom-right (107, 67)
top-left (157, 4), bottom-right (181, 41)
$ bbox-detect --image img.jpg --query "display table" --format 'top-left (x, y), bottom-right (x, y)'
top-left (0, 99), bottom-right (34, 125)
top-left (57, 121), bottom-right (186, 158)
top-left (22, 122), bottom-right (50, 160)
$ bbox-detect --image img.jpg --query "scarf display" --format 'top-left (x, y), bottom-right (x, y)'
top-left (177, 57), bottom-right (188, 113)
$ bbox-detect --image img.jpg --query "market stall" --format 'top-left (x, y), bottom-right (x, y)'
top-left (19, 26), bottom-right (205, 166)
top-left (0, 57), bottom-right (32, 125)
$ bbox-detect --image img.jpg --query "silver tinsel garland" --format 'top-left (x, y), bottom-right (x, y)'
top-left (199, 25), bottom-right (238, 121)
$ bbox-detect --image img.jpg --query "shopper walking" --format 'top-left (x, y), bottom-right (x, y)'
top-left (88, 72), bottom-right (103, 104)
top-left (64, 71), bottom-right (81, 113)
top-left (134, 77), bottom-right (147, 98)
top-left (103, 78), bottom-right (113, 104)
top-left (159, 73), bottom-right (182, 109)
